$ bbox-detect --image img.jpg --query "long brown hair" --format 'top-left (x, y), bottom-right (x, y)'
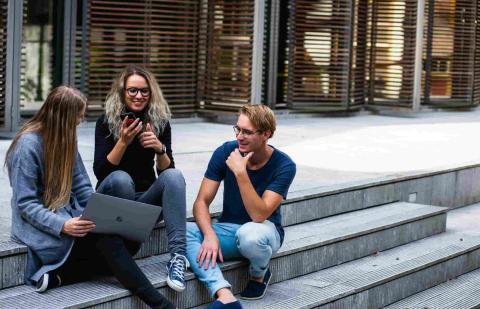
top-left (104, 64), bottom-right (171, 139)
top-left (5, 86), bottom-right (87, 211)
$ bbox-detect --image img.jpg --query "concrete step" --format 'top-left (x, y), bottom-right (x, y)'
top-left (0, 202), bottom-right (447, 308)
top-left (230, 232), bottom-right (480, 309)
top-left (385, 268), bottom-right (480, 309)
top-left (0, 192), bottom-right (430, 290)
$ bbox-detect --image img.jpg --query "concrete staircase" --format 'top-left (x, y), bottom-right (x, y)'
top-left (228, 232), bottom-right (480, 309)
top-left (0, 184), bottom-right (479, 308)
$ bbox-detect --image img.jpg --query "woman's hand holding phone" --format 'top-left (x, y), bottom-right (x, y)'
top-left (119, 117), bottom-right (143, 146)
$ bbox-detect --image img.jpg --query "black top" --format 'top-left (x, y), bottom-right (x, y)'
top-left (93, 114), bottom-right (175, 192)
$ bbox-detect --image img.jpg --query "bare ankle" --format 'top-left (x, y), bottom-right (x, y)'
top-left (216, 288), bottom-right (236, 303)
top-left (251, 275), bottom-right (263, 283)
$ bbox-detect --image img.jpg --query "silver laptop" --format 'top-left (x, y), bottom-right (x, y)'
top-left (81, 193), bottom-right (162, 242)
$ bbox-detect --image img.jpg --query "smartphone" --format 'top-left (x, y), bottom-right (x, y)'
top-left (120, 112), bottom-right (136, 125)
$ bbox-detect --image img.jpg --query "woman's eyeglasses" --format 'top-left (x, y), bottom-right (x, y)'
top-left (125, 87), bottom-right (150, 97)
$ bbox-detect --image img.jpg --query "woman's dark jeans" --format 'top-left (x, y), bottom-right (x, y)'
top-left (96, 169), bottom-right (187, 256)
top-left (56, 233), bottom-right (175, 309)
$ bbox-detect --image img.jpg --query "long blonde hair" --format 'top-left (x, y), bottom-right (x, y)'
top-left (6, 86), bottom-right (87, 211)
top-left (104, 64), bottom-right (171, 139)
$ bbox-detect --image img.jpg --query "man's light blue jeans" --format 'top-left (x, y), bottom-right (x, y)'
top-left (186, 220), bottom-right (281, 298)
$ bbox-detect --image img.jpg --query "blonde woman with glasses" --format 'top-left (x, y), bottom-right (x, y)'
top-left (93, 64), bottom-right (188, 293)
top-left (6, 86), bottom-right (175, 309)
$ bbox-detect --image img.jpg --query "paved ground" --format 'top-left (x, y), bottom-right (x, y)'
top-left (1, 109), bottom-right (480, 240)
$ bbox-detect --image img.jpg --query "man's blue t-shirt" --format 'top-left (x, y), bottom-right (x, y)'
top-left (205, 140), bottom-right (296, 244)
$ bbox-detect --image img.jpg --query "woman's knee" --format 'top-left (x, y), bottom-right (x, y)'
top-left (157, 168), bottom-right (185, 189)
top-left (108, 170), bottom-right (134, 187)
top-left (99, 170), bottom-right (135, 198)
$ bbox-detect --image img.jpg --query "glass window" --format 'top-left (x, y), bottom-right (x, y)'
top-left (20, 0), bottom-right (61, 117)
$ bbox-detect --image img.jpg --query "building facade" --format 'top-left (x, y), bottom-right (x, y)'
top-left (1, 0), bottom-right (480, 132)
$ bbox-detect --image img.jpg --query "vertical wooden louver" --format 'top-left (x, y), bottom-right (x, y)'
top-left (84, 0), bottom-right (199, 115)
top-left (367, 0), bottom-right (417, 107)
top-left (350, 0), bottom-right (369, 107)
top-left (76, 0), bottom-right (89, 97)
top-left (474, 0), bottom-right (480, 105)
top-left (197, 0), bottom-right (255, 112)
top-left (287, 0), bottom-right (355, 110)
top-left (0, 0), bottom-right (7, 127)
top-left (423, 0), bottom-right (477, 107)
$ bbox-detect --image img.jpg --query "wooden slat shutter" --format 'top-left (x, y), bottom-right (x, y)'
top-left (0, 0), bottom-right (7, 127)
top-left (474, 0), bottom-right (480, 105)
top-left (75, 0), bottom-right (89, 98)
top-left (367, 0), bottom-right (417, 107)
top-left (287, 0), bottom-right (356, 111)
top-left (84, 0), bottom-right (199, 116)
top-left (197, 0), bottom-right (255, 112)
top-left (351, 0), bottom-right (369, 107)
top-left (423, 0), bottom-right (476, 107)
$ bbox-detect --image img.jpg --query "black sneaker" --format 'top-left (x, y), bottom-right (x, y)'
top-left (35, 272), bottom-right (61, 293)
top-left (240, 268), bottom-right (272, 300)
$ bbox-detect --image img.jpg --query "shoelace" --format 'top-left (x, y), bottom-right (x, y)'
top-left (169, 253), bottom-right (190, 281)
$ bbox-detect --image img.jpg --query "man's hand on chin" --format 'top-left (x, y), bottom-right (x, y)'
top-left (226, 149), bottom-right (253, 175)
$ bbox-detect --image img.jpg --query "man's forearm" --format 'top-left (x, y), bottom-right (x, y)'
top-left (193, 201), bottom-right (216, 237)
top-left (235, 171), bottom-right (269, 222)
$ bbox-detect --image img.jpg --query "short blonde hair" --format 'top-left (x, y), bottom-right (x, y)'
top-left (240, 104), bottom-right (276, 138)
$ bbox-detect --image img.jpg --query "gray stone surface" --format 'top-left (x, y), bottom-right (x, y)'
top-left (0, 202), bottom-right (447, 307)
top-left (200, 202), bottom-right (480, 309)
top-left (0, 197), bottom-right (447, 290)
top-left (278, 202), bottom-right (446, 256)
top-left (453, 167), bottom-right (480, 207)
top-left (431, 172), bottom-right (457, 207)
top-left (2, 111), bottom-right (480, 307)
top-left (385, 268), bottom-right (480, 309)
top-left (3, 110), bottom-right (480, 240)
top-left (234, 232), bottom-right (480, 309)
top-left (447, 202), bottom-right (480, 236)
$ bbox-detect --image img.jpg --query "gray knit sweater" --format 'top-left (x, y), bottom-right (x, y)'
top-left (7, 132), bottom-right (93, 285)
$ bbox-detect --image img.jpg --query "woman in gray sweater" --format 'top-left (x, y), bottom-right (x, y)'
top-left (5, 86), bottom-right (175, 309)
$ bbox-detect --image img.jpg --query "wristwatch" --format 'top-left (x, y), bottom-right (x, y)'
top-left (156, 144), bottom-right (166, 155)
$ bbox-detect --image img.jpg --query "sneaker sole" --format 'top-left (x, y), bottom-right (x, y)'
top-left (239, 272), bottom-right (272, 300)
top-left (35, 273), bottom-right (49, 293)
top-left (166, 276), bottom-right (186, 292)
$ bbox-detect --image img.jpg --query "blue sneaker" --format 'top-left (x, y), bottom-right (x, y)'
top-left (240, 268), bottom-right (272, 300)
top-left (166, 253), bottom-right (189, 292)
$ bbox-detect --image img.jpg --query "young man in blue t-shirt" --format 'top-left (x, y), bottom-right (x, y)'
top-left (186, 104), bottom-right (296, 309)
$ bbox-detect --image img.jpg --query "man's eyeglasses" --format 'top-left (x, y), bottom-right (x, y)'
top-left (125, 87), bottom-right (150, 97)
top-left (233, 125), bottom-right (262, 137)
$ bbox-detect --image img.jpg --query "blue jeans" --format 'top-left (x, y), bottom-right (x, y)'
top-left (186, 220), bottom-right (281, 298)
top-left (96, 169), bottom-right (186, 256)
